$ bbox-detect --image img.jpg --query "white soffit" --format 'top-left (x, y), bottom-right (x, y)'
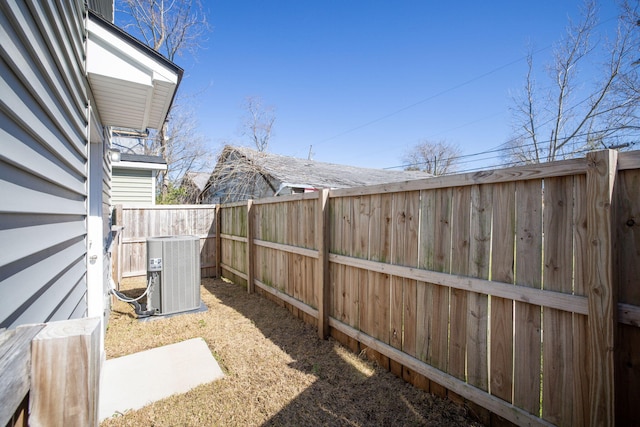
top-left (86, 14), bottom-right (181, 131)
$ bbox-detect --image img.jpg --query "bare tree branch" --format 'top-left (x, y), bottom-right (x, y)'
top-left (241, 96), bottom-right (276, 153)
top-left (118, 0), bottom-right (209, 61)
top-left (402, 140), bottom-right (461, 175)
top-left (117, 0), bottom-right (210, 198)
top-left (505, 0), bottom-right (640, 165)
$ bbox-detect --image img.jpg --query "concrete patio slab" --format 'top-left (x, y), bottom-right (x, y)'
top-left (99, 337), bottom-right (224, 421)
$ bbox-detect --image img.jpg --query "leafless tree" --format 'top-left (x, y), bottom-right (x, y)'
top-left (156, 101), bottom-right (212, 183)
top-left (117, 0), bottom-right (210, 196)
top-left (203, 146), bottom-right (276, 204)
top-left (505, 0), bottom-right (640, 165)
top-left (118, 0), bottom-right (208, 61)
top-left (403, 140), bottom-right (462, 175)
top-left (241, 96), bottom-right (276, 152)
top-left (197, 98), bottom-right (277, 203)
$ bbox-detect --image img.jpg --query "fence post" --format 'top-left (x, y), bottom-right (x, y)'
top-left (215, 205), bottom-right (222, 279)
top-left (114, 204), bottom-right (123, 226)
top-left (29, 317), bottom-right (101, 427)
top-left (586, 149), bottom-right (618, 426)
top-left (317, 189), bottom-right (330, 339)
top-left (246, 200), bottom-right (255, 293)
top-left (0, 325), bottom-right (45, 426)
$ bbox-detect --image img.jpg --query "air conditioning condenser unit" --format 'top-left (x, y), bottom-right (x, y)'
top-left (146, 235), bottom-right (201, 315)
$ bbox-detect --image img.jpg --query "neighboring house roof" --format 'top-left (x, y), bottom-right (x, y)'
top-left (219, 145), bottom-right (431, 190)
top-left (183, 172), bottom-right (211, 193)
top-left (204, 145), bottom-right (432, 203)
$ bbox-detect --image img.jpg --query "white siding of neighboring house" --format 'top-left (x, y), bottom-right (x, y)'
top-left (112, 168), bottom-right (156, 205)
top-left (0, 0), bottom-right (90, 327)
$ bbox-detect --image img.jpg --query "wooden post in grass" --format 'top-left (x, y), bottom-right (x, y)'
top-left (246, 199), bottom-right (255, 293)
top-left (215, 204), bottom-right (222, 278)
top-left (586, 149), bottom-right (617, 426)
top-left (30, 317), bottom-right (101, 427)
top-left (317, 189), bottom-right (330, 339)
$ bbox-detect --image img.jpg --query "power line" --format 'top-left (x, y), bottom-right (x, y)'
top-left (312, 45), bottom-right (553, 147)
top-left (385, 132), bottom-right (637, 172)
top-left (312, 12), bottom-right (621, 151)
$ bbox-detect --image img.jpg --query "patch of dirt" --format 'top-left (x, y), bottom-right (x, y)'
top-left (101, 277), bottom-right (483, 426)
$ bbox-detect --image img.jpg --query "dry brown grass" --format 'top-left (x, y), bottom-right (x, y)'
top-left (101, 277), bottom-right (483, 426)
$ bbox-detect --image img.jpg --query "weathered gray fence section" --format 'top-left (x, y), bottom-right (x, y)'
top-left (115, 205), bottom-right (217, 279)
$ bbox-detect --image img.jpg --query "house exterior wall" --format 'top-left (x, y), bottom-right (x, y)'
top-left (0, 0), bottom-right (90, 328)
top-left (112, 168), bottom-right (155, 205)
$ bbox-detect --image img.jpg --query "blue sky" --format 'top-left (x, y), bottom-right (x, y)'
top-left (135, 1), bottom-right (623, 172)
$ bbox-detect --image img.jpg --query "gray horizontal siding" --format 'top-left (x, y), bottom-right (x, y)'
top-left (112, 168), bottom-right (154, 204)
top-left (0, 0), bottom-right (88, 328)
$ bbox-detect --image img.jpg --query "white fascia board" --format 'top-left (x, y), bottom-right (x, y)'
top-left (113, 161), bottom-right (167, 171)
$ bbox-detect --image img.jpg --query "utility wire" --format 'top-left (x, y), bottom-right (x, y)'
top-left (312, 45), bottom-right (553, 147)
top-left (312, 13), bottom-right (621, 160)
top-left (385, 132), bottom-right (637, 171)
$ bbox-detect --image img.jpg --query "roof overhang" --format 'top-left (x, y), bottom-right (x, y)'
top-left (112, 160), bottom-right (167, 171)
top-left (86, 11), bottom-right (183, 133)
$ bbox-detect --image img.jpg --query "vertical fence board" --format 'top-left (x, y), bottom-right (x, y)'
top-left (369, 194), bottom-right (393, 263)
top-left (389, 191), bottom-right (420, 359)
top-left (343, 197), bottom-right (361, 329)
top-left (542, 176), bottom-right (575, 425)
top-left (571, 174), bottom-right (590, 426)
top-left (432, 188), bottom-right (452, 382)
top-left (345, 266), bottom-right (360, 329)
top-left (586, 150), bottom-right (617, 426)
top-left (416, 190), bottom-right (435, 365)
top-left (449, 186), bottom-right (471, 383)
top-left (490, 182), bottom-right (515, 404)
top-left (513, 179), bottom-right (542, 415)
top-left (247, 200), bottom-right (255, 293)
top-left (417, 188), bottom-right (451, 397)
top-left (353, 196), bottom-right (370, 259)
top-left (390, 192), bottom-right (407, 351)
top-left (331, 263), bottom-right (344, 322)
top-left (467, 184), bottom-right (491, 390)
top-left (402, 192), bottom-right (420, 359)
top-left (360, 193), bottom-right (391, 367)
top-left (614, 169), bottom-right (640, 424)
top-left (466, 184), bottom-right (492, 424)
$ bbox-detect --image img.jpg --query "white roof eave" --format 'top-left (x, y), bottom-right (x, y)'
top-left (86, 13), bottom-right (182, 132)
top-left (113, 161), bottom-right (167, 171)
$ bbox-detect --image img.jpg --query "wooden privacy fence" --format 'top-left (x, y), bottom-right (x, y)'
top-left (215, 150), bottom-right (640, 427)
top-left (114, 205), bottom-right (217, 280)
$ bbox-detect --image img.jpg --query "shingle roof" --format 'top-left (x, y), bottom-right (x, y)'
top-left (224, 145), bottom-right (432, 188)
top-left (184, 172), bottom-right (211, 192)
